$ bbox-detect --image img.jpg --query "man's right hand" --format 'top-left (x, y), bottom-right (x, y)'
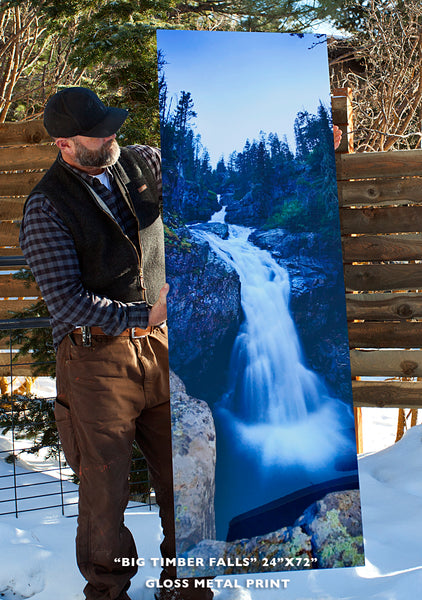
top-left (148, 283), bottom-right (169, 326)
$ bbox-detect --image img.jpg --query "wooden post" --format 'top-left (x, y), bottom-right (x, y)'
top-left (332, 87), bottom-right (362, 453)
top-left (332, 87), bottom-right (354, 154)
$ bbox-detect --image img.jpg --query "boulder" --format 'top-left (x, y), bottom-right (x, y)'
top-left (175, 489), bottom-right (364, 577)
top-left (195, 222), bottom-right (229, 239)
top-left (296, 489), bottom-right (364, 568)
top-left (170, 371), bottom-right (217, 553)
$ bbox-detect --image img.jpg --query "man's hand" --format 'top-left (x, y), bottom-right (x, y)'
top-left (333, 125), bottom-right (342, 150)
top-left (148, 283), bottom-right (169, 326)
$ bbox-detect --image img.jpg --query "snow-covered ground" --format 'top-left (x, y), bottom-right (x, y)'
top-left (1, 378), bottom-right (421, 599)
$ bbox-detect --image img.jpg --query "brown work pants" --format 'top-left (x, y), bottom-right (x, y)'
top-left (55, 327), bottom-right (175, 600)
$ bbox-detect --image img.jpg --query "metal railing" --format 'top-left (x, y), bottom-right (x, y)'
top-left (0, 318), bottom-right (155, 518)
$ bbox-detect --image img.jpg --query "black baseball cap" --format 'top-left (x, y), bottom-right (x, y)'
top-left (44, 87), bottom-right (128, 138)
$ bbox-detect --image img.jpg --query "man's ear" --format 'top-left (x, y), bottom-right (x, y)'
top-left (54, 137), bottom-right (73, 152)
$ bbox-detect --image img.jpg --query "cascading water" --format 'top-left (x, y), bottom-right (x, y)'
top-left (191, 206), bottom-right (357, 539)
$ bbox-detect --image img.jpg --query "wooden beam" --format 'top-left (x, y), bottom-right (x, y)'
top-left (0, 144), bottom-right (56, 171)
top-left (346, 292), bottom-right (422, 320)
top-left (344, 263), bottom-right (422, 292)
top-left (352, 380), bottom-right (422, 408)
top-left (332, 96), bottom-right (349, 124)
top-left (336, 148), bottom-right (422, 180)
top-left (350, 349), bottom-right (422, 377)
top-left (348, 321), bottom-right (422, 348)
top-left (0, 363), bottom-right (52, 377)
top-left (337, 177), bottom-right (422, 207)
top-left (331, 88), bottom-right (354, 153)
top-left (0, 197), bottom-right (26, 220)
top-left (0, 172), bottom-right (45, 197)
top-left (0, 298), bottom-right (42, 319)
top-left (0, 120), bottom-right (49, 146)
top-left (342, 234), bottom-right (422, 262)
top-left (340, 205), bottom-right (422, 235)
top-left (0, 274), bottom-right (40, 297)
top-left (0, 247), bottom-right (23, 256)
top-left (0, 221), bottom-right (21, 247)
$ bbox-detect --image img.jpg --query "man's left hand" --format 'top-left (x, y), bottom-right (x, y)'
top-left (148, 283), bottom-right (169, 326)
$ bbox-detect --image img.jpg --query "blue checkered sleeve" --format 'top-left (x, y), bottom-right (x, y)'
top-left (19, 193), bottom-right (150, 349)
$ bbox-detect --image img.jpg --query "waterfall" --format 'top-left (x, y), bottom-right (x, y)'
top-left (194, 210), bottom-right (334, 425)
top-left (192, 207), bottom-right (355, 471)
top-left (191, 206), bottom-right (357, 537)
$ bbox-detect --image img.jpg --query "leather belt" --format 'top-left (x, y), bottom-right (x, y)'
top-left (73, 326), bottom-right (153, 339)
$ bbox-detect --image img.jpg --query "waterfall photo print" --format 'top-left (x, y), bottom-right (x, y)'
top-left (158, 30), bottom-right (364, 578)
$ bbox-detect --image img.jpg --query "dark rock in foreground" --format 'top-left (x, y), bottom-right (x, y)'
top-left (176, 489), bottom-right (364, 578)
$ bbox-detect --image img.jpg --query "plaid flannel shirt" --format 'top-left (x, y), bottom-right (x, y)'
top-left (19, 145), bottom-right (162, 350)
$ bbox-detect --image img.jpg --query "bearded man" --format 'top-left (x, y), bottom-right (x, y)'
top-left (19, 87), bottom-right (190, 600)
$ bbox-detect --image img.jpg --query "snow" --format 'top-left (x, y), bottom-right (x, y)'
top-left (1, 379), bottom-right (421, 599)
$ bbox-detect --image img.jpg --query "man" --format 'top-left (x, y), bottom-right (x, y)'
top-left (19, 87), bottom-right (198, 600)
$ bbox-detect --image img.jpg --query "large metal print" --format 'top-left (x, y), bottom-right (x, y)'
top-left (157, 30), bottom-right (364, 578)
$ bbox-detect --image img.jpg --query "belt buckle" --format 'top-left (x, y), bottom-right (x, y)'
top-left (81, 326), bottom-right (92, 347)
top-left (130, 327), bottom-right (145, 339)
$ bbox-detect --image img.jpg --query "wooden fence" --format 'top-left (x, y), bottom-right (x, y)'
top-left (2, 99), bottom-right (422, 413)
top-left (0, 121), bottom-right (53, 376)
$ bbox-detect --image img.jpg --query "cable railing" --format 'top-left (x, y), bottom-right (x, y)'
top-left (0, 318), bottom-right (155, 518)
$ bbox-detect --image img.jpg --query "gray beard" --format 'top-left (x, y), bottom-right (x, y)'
top-left (73, 138), bottom-right (120, 168)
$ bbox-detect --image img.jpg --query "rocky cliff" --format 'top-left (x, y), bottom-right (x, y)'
top-left (163, 167), bottom-right (219, 222)
top-left (165, 219), bottom-right (242, 401)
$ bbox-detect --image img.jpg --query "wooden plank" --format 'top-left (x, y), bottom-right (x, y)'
top-left (0, 363), bottom-right (52, 377)
top-left (344, 264), bottom-right (422, 292)
top-left (0, 222), bottom-right (21, 247)
top-left (350, 349), bottom-right (422, 377)
top-left (331, 88), bottom-right (354, 154)
top-left (336, 148), bottom-right (422, 180)
top-left (0, 339), bottom-right (26, 350)
top-left (0, 172), bottom-right (45, 196)
top-left (0, 247), bottom-right (23, 256)
top-left (0, 261), bottom-right (28, 271)
top-left (354, 407), bottom-right (363, 454)
top-left (340, 205), bottom-right (422, 235)
top-left (0, 144), bottom-right (56, 172)
top-left (0, 341), bottom-right (47, 352)
top-left (346, 292), bottom-right (422, 320)
top-left (0, 197), bottom-right (26, 220)
top-left (348, 321), bottom-right (422, 348)
top-left (342, 234), bottom-right (422, 262)
top-left (0, 120), bottom-right (49, 146)
top-left (0, 298), bottom-right (42, 319)
top-left (352, 380), bottom-right (422, 408)
top-left (0, 353), bottom-right (45, 367)
top-left (0, 274), bottom-right (39, 297)
top-left (331, 96), bottom-right (349, 124)
top-left (337, 177), bottom-right (422, 207)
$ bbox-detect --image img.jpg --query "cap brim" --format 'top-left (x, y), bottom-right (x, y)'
top-left (85, 107), bottom-right (128, 137)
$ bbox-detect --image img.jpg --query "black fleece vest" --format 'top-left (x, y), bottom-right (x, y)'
top-left (26, 147), bottom-right (165, 305)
